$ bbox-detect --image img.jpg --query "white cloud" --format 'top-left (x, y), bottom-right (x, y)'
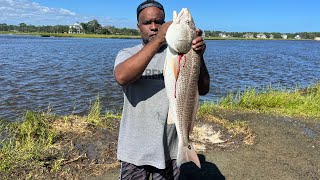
top-left (0, 0), bottom-right (134, 27)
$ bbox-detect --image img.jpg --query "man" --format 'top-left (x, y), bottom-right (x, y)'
top-left (114, 0), bottom-right (209, 179)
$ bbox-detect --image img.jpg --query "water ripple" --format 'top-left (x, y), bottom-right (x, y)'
top-left (1, 36), bottom-right (319, 120)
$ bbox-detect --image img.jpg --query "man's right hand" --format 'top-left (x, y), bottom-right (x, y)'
top-left (154, 21), bottom-right (172, 47)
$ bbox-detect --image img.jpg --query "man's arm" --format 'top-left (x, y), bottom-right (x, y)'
top-left (114, 22), bottom-right (171, 86)
top-left (193, 29), bottom-right (210, 95)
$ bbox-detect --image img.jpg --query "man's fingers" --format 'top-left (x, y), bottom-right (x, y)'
top-left (196, 29), bottom-right (203, 36)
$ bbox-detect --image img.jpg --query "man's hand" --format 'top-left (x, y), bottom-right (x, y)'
top-left (192, 29), bottom-right (206, 56)
top-left (154, 21), bottom-right (172, 46)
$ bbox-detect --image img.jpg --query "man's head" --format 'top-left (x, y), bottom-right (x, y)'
top-left (136, 0), bottom-right (165, 44)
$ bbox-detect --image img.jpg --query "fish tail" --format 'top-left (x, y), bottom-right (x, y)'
top-left (177, 143), bottom-right (201, 168)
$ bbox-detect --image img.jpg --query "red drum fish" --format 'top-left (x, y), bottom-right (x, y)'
top-left (164, 8), bottom-right (201, 168)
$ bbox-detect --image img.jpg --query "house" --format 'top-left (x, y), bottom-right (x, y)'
top-left (68, 23), bottom-right (83, 34)
top-left (281, 34), bottom-right (288, 39)
top-left (218, 33), bottom-right (227, 38)
top-left (243, 33), bottom-right (254, 38)
top-left (294, 35), bottom-right (301, 40)
top-left (256, 33), bottom-right (267, 39)
top-left (315, 37), bottom-right (320, 41)
top-left (269, 34), bottom-right (274, 39)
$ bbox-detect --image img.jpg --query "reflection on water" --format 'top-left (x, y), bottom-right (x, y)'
top-left (1, 35), bottom-right (319, 121)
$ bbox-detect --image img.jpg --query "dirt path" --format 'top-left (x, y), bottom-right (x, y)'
top-left (93, 111), bottom-right (320, 180)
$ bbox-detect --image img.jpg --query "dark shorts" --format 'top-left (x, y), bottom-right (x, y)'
top-left (119, 160), bottom-right (180, 180)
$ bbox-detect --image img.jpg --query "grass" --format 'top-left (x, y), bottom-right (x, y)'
top-left (0, 31), bottom-right (140, 39)
top-left (87, 95), bottom-right (101, 125)
top-left (218, 82), bottom-right (320, 119)
top-left (0, 111), bottom-right (59, 174)
top-left (1, 82), bottom-right (318, 178)
top-left (1, 31), bottom-right (309, 40)
top-left (0, 95), bottom-right (121, 179)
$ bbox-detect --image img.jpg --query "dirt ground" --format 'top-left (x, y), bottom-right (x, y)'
top-left (94, 110), bottom-right (320, 180)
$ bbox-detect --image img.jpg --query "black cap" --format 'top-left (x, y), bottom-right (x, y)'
top-left (136, 0), bottom-right (165, 21)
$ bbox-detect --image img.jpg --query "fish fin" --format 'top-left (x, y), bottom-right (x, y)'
top-left (166, 108), bottom-right (175, 125)
top-left (171, 56), bottom-right (179, 81)
top-left (177, 143), bottom-right (201, 168)
top-left (173, 11), bottom-right (177, 23)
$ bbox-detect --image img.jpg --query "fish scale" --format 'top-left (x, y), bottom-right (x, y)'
top-left (176, 50), bottom-right (200, 146)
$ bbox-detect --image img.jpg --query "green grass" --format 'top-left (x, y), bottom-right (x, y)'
top-left (0, 31), bottom-right (140, 39)
top-left (1, 31), bottom-right (309, 40)
top-left (87, 95), bottom-right (101, 125)
top-left (1, 83), bottom-right (319, 177)
top-left (0, 95), bottom-right (121, 178)
top-left (218, 83), bottom-right (320, 118)
top-left (0, 111), bottom-right (59, 173)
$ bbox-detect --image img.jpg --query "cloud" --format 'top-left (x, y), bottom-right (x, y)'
top-left (0, 0), bottom-right (135, 27)
top-left (0, 0), bottom-right (77, 25)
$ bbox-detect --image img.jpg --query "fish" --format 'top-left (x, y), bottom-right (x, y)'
top-left (164, 8), bottom-right (201, 168)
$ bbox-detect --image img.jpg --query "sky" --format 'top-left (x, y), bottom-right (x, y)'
top-left (0, 0), bottom-right (319, 33)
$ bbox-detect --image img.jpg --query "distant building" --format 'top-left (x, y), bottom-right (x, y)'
top-left (315, 37), bottom-right (320, 41)
top-left (218, 33), bottom-right (232, 38)
top-left (218, 33), bottom-right (227, 38)
top-left (281, 34), bottom-right (288, 39)
top-left (256, 33), bottom-right (267, 39)
top-left (269, 34), bottom-right (274, 39)
top-left (294, 35), bottom-right (301, 40)
top-left (68, 23), bottom-right (83, 34)
top-left (243, 33), bottom-right (254, 38)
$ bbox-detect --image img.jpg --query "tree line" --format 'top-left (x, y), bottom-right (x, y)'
top-left (1, 19), bottom-right (319, 39)
top-left (0, 19), bottom-right (139, 36)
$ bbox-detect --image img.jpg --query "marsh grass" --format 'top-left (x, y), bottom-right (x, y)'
top-left (219, 83), bottom-right (320, 118)
top-left (0, 96), bottom-right (121, 178)
top-left (87, 95), bottom-right (101, 125)
top-left (0, 31), bottom-right (140, 39)
top-left (0, 111), bottom-right (59, 173)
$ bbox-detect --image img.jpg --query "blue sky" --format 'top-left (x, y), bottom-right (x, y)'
top-left (0, 0), bottom-right (319, 33)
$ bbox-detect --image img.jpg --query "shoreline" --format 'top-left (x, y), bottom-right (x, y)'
top-left (0, 31), bottom-right (313, 41)
top-left (0, 83), bottom-right (319, 178)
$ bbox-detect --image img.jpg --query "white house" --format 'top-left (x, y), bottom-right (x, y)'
top-left (218, 33), bottom-right (227, 38)
top-left (314, 37), bottom-right (320, 41)
top-left (281, 34), bottom-right (288, 39)
top-left (269, 34), bottom-right (274, 39)
top-left (294, 35), bottom-right (301, 39)
top-left (256, 33), bottom-right (267, 39)
top-left (68, 23), bottom-right (83, 34)
top-left (243, 33), bottom-right (254, 38)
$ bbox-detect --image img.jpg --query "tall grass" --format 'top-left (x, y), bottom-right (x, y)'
top-left (219, 83), bottom-right (320, 118)
top-left (0, 111), bottom-right (58, 173)
top-left (87, 95), bottom-right (101, 125)
top-left (0, 32), bottom-right (140, 39)
top-left (0, 95), bottom-right (121, 177)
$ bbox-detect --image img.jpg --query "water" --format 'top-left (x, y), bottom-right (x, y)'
top-left (1, 35), bottom-right (319, 121)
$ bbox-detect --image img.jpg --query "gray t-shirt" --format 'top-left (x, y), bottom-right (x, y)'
top-left (114, 44), bottom-right (178, 169)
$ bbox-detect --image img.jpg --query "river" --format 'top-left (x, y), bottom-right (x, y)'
top-left (1, 35), bottom-right (319, 121)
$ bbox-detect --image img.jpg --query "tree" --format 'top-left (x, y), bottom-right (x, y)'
top-left (18, 23), bottom-right (27, 32)
top-left (87, 19), bottom-right (102, 33)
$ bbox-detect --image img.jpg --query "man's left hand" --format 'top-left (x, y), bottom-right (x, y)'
top-left (192, 29), bottom-right (206, 55)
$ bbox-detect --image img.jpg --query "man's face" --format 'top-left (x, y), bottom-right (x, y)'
top-left (137, 7), bottom-right (165, 44)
